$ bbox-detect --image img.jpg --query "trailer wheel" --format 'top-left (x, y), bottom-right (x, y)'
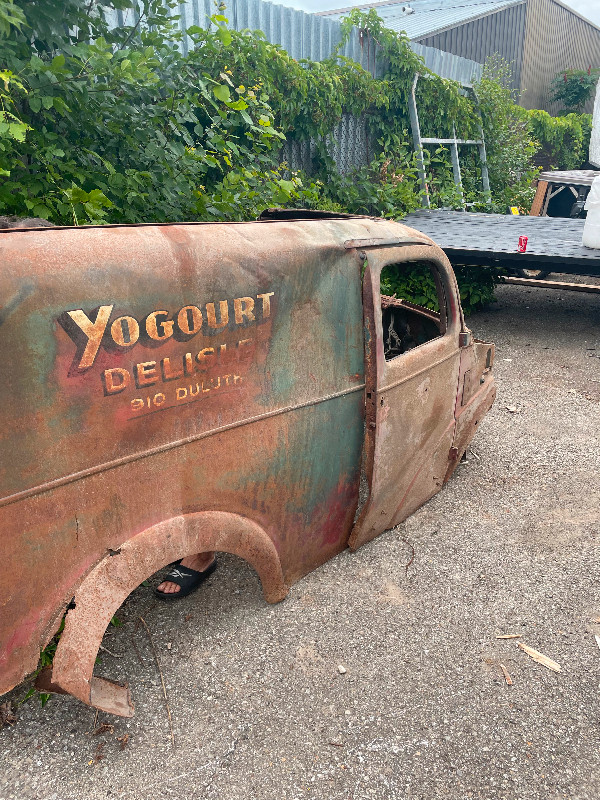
top-left (514, 267), bottom-right (550, 279)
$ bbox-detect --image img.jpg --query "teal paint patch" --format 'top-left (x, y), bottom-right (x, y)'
top-left (261, 248), bottom-right (364, 408)
top-left (220, 392), bottom-right (364, 519)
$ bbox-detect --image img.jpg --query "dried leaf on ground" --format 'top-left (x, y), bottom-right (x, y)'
top-left (92, 722), bottom-right (114, 736)
top-left (594, 635), bottom-right (600, 650)
top-left (518, 642), bottom-right (561, 672)
top-left (0, 702), bottom-right (16, 728)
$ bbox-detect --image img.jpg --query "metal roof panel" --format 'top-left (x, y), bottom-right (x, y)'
top-left (320, 0), bottom-right (525, 41)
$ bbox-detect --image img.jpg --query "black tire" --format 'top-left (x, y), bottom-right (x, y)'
top-left (514, 267), bottom-right (550, 279)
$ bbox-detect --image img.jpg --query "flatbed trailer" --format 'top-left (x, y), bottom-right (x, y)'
top-left (403, 211), bottom-right (600, 279)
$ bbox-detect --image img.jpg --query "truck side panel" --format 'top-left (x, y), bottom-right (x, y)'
top-left (0, 221), bottom-right (367, 694)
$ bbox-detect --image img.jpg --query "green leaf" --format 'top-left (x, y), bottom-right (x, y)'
top-left (7, 122), bottom-right (28, 141)
top-left (28, 95), bottom-right (42, 113)
top-left (277, 179), bottom-right (295, 195)
top-left (216, 26), bottom-right (232, 46)
top-left (212, 84), bottom-right (231, 103)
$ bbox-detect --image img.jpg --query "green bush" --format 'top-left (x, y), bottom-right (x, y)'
top-left (550, 68), bottom-right (600, 114)
top-left (474, 57), bottom-right (539, 213)
top-left (0, 0), bottom-right (312, 224)
top-left (527, 109), bottom-right (592, 170)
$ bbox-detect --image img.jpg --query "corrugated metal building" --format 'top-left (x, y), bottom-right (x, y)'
top-left (111, 0), bottom-right (482, 84)
top-left (321, 0), bottom-right (600, 113)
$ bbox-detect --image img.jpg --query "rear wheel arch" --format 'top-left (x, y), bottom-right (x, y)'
top-left (49, 511), bottom-right (289, 716)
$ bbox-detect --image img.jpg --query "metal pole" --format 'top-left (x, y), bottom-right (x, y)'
top-left (450, 125), bottom-right (465, 208)
top-left (408, 73), bottom-right (430, 208)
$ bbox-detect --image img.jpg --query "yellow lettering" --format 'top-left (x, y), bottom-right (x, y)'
top-left (196, 347), bottom-right (215, 371)
top-left (233, 296), bottom-right (255, 325)
top-left (206, 300), bottom-right (229, 330)
top-left (237, 338), bottom-right (254, 360)
top-left (131, 398), bottom-right (144, 411)
top-left (145, 310), bottom-right (173, 341)
top-left (135, 361), bottom-right (158, 388)
top-left (64, 305), bottom-right (114, 370)
top-left (111, 316), bottom-right (140, 348)
top-left (176, 387), bottom-right (187, 400)
top-left (161, 356), bottom-right (184, 382)
top-left (177, 305), bottom-right (203, 336)
top-left (257, 292), bottom-right (274, 318)
top-left (102, 367), bottom-right (130, 396)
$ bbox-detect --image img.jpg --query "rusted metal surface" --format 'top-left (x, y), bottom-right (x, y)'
top-left (351, 245), bottom-right (476, 550)
top-left (0, 216), bottom-right (495, 715)
top-left (51, 512), bottom-right (288, 716)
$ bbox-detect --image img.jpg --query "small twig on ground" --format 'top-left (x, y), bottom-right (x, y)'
top-left (99, 644), bottom-right (122, 658)
top-left (139, 616), bottom-right (175, 747)
top-left (400, 537), bottom-right (415, 575)
top-left (89, 708), bottom-right (99, 734)
top-left (518, 641), bottom-right (561, 673)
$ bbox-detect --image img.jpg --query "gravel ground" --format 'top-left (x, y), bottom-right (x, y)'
top-left (1, 276), bottom-right (599, 800)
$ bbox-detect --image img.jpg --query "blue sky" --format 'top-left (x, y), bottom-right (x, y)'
top-left (274, 0), bottom-right (600, 28)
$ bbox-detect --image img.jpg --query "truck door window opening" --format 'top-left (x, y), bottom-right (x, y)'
top-left (380, 261), bottom-right (448, 361)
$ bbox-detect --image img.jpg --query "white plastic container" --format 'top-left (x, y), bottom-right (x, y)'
top-left (582, 175), bottom-right (600, 248)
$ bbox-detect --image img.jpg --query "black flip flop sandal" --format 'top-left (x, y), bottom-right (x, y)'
top-left (154, 559), bottom-right (217, 601)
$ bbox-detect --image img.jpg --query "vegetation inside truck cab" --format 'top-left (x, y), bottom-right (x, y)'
top-left (381, 262), bottom-right (499, 315)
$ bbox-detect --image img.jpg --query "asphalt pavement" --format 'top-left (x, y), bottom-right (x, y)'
top-left (1, 276), bottom-right (599, 800)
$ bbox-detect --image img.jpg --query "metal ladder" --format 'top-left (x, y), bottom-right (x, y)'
top-left (408, 73), bottom-right (491, 209)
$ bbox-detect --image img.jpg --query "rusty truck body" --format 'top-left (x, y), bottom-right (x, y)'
top-left (0, 211), bottom-right (495, 717)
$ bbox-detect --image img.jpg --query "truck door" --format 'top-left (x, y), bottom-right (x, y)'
top-left (349, 246), bottom-right (464, 550)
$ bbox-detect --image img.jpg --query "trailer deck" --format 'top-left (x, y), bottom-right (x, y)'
top-left (402, 210), bottom-right (600, 278)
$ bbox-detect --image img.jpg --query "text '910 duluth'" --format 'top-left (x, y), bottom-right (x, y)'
top-left (58, 292), bottom-right (275, 416)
